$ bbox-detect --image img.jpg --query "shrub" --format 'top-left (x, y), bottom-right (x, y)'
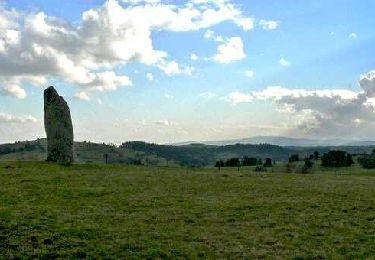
top-left (257, 159), bottom-right (263, 165)
top-left (215, 160), bottom-right (225, 168)
top-left (263, 158), bottom-right (273, 167)
top-left (302, 159), bottom-right (314, 173)
top-left (254, 166), bottom-right (266, 172)
top-left (242, 156), bottom-right (258, 166)
top-left (304, 159), bottom-right (314, 168)
top-left (321, 151), bottom-right (354, 167)
top-left (358, 155), bottom-right (375, 169)
top-left (288, 154), bottom-right (299, 163)
top-left (225, 158), bottom-right (241, 167)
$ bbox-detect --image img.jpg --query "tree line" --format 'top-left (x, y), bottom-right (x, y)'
top-left (358, 149), bottom-right (375, 169)
top-left (0, 141), bottom-right (46, 155)
top-left (215, 150), bottom-right (359, 172)
top-left (288, 150), bottom-right (354, 168)
top-left (215, 156), bottom-right (274, 169)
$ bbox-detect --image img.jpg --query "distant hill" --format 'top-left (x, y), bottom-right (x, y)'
top-left (343, 141), bottom-right (375, 146)
top-left (0, 139), bottom-right (160, 166)
top-left (173, 136), bottom-right (375, 147)
top-left (1, 139), bottom-right (374, 167)
top-left (0, 139), bottom-right (296, 166)
top-left (121, 141), bottom-right (295, 166)
top-left (204, 136), bottom-right (323, 146)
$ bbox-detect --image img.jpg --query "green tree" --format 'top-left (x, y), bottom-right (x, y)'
top-left (263, 158), bottom-right (273, 167)
top-left (257, 158), bottom-right (263, 165)
top-left (358, 155), bottom-right (375, 169)
top-left (321, 151), bottom-right (353, 167)
top-left (226, 158), bottom-right (240, 167)
top-left (215, 160), bottom-right (225, 169)
top-left (302, 159), bottom-right (314, 173)
top-left (288, 154), bottom-right (299, 163)
top-left (242, 156), bottom-right (258, 166)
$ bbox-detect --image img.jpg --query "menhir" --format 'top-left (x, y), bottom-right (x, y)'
top-left (44, 86), bottom-right (74, 165)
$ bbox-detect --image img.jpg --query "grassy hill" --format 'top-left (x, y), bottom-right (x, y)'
top-left (0, 162), bottom-right (374, 258)
top-left (1, 139), bottom-right (374, 167)
top-left (0, 139), bottom-right (297, 166)
top-left (0, 139), bottom-right (167, 166)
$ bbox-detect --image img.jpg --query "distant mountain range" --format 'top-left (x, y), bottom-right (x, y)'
top-left (173, 136), bottom-right (375, 147)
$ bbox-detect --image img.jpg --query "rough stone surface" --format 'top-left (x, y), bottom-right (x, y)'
top-left (44, 86), bottom-right (74, 165)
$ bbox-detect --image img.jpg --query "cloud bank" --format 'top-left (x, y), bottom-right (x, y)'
top-left (0, 0), bottom-right (253, 98)
top-left (225, 70), bottom-right (375, 138)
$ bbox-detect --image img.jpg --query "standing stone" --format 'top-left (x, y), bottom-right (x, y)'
top-left (44, 86), bottom-right (74, 165)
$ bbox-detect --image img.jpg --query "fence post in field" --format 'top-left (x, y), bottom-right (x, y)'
top-left (104, 153), bottom-right (108, 164)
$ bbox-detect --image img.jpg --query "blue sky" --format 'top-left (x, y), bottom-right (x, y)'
top-left (0, 0), bottom-right (375, 144)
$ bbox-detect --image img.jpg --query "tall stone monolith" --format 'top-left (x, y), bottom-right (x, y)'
top-left (44, 86), bottom-right (74, 165)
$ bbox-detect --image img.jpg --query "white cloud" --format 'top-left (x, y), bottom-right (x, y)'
top-left (259, 20), bottom-right (279, 30)
top-left (252, 86), bottom-right (358, 101)
top-left (204, 29), bottom-right (215, 39)
top-left (146, 72), bottom-right (154, 81)
top-left (122, 0), bottom-right (161, 4)
top-left (349, 33), bottom-right (357, 39)
top-left (0, 112), bottom-right (38, 123)
top-left (244, 69), bottom-right (255, 78)
top-left (204, 30), bottom-right (246, 64)
top-left (236, 17), bottom-right (254, 31)
top-left (0, 0), bottom-right (253, 97)
top-left (0, 84), bottom-right (27, 99)
top-left (213, 36), bottom-right (245, 64)
top-left (359, 70), bottom-right (375, 97)
top-left (224, 91), bottom-right (253, 105)
top-left (279, 58), bottom-right (291, 67)
top-left (0, 111), bottom-right (43, 143)
top-left (0, 3), bottom-right (135, 97)
top-left (203, 29), bottom-right (224, 42)
top-left (155, 119), bottom-right (170, 126)
top-left (190, 53), bottom-right (199, 61)
top-left (164, 93), bottom-right (174, 100)
top-left (223, 70), bottom-right (375, 138)
top-left (158, 61), bottom-right (194, 76)
top-left (80, 72), bottom-right (133, 91)
top-left (250, 86), bottom-right (369, 137)
top-left (74, 91), bottom-right (91, 101)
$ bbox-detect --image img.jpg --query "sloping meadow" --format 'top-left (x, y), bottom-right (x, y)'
top-left (0, 162), bottom-right (374, 258)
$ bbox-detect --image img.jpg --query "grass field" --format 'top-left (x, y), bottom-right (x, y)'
top-left (1, 162), bottom-right (375, 258)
